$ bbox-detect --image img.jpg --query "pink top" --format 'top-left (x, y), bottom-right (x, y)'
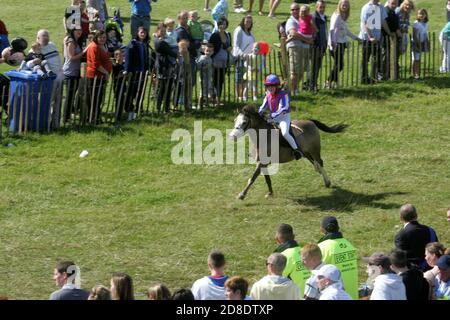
top-left (298, 15), bottom-right (314, 36)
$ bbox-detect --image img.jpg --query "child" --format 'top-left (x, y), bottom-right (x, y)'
top-left (212, 0), bottom-right (229, 32)
top-left (439, 20), bottom-right (450, 72)
top-left (80, 1), bottom-right (90, 40)
top-left (163, 18), bottom-right (179, 58)
top-left (174, 40), bottom-right (189, 108)
top-left (258, 74), bottom-right (303, 160)
top-left (243, 42), bottom-right (261, 102)
top-left (196, 42), bottom-right (215, 107)
top-left (411, 9), bottom-right (429, 79)
top-left (112, 48), bottom-right (126, 120)
top-left (19, 42), bottom-right (55, 78)
top-left (188, 11), bottom-right (204, 54)
top-left (105, 23), bottom-right (123, 55)
top-left (1, 37), bottom-right (27, 67)
top-left (297, 5), bottom-right (318, 44)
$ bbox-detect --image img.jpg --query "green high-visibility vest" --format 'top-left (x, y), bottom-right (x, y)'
top-left (281, 246), bottom-right (311, 296)
top-left (318, 238), bottom-right (359, 300)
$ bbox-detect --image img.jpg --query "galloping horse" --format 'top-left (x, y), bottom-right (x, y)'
top-left (229, 105), bottom-right (348, 200)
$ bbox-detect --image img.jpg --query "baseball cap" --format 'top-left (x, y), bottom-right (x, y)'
top-left (321, 216), bottom-right (339, 233)
top-left (312, 264), bottom-right (341, 282)
top-left (436, 255), bottom-right (450, 270)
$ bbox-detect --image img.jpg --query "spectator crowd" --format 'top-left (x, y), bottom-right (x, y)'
top-left (1, 0), bottom-right (450, 128)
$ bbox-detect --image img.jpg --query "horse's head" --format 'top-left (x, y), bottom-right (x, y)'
top-left (229, 105), bottom-right (260, 141)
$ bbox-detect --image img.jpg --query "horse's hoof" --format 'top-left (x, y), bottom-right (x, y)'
top-left (237, 193), bottom-right (245, 200)
top-left (265, 192), bottom-right (273, 199)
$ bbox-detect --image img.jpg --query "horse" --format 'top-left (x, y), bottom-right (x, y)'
top-left (228, 105), bottom-right (348, 200)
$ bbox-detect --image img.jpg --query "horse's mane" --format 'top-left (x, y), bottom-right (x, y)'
top-left (242, 104), bottom-right (258, 115)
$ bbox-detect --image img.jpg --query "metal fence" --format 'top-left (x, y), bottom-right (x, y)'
top-left (0, 32), bottom-right (448, 139)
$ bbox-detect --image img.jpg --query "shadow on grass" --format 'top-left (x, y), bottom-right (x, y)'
top-left (294, 186), bottom-right (408, 213)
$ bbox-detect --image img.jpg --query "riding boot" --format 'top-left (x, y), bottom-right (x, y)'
top-left (293, 148), bottom-right (304, 160)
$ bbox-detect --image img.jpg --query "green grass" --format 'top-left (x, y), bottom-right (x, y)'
top-left (1, 1), bottom-right (450, 300)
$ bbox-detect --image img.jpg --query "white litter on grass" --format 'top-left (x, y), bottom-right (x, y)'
top-left (79, 150), bottom-right (89, 158)
top-left (7, 143), bottom-right (14, 148)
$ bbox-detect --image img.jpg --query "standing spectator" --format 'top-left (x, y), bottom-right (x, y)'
top-left (124, 26), bottom-right (150, 120)
top-left (359, 0), bottom-right (394, 84)
top-left (395, 0), bottom-right (414, 55)
top-left (0, 18), bottom-right (9, 53)
top-left (390, 249), bottom-right (430, 300)
top-left (424, 242), bottom-right (446, 299)
top-left (50, 261), bottom-right (89, 300)
top-left (308, 0), bottom-right (327, 92)
top-left (87, 0), bottom-right (108, 25)
top-left (394, 203), bottom-right (438, 270)
top-left (147, 284), bottom-right (171, 300)
top-left (64, 0), bottom-right (82, 33)
top-left (267, 0), bottom-right (281, 18)
top-left (163, 18), bottom-right (179, 55)
top-left (232, 15), bottom-right (255, 101)
top-left (209, 16), bottom-right (232, 105)
top-left (110, 272), bottom-right (134, 300)
top-left (154, 23), bottom-right (177, 113)
top-left (313, 264), bottom-right (352, 300)
top-left (381, 0), bottom-right (401, 80)
top-left (196, 42), bottom-right (215, 107)
top-left (88, 285), bottom-right (112, 300)
top-left (250, 253), bottom-right (301, 300)
top-left (301, 243), bottom-right (325, 300)
top-left (224, 276), bottom-right (251, 300)
top-left (129, 0), bottom-right (157, 38)
top-left (85, 30), bottom-right (112, 124)
top-left (233, 0), bottom-right (247, 13)
top-left (212, 0), bottom-right (229, 31)
top-left (447, 0), bottom-right (450, 22)
top-left (248, 0), bottom-right (264, 16)
top-left (435, 255), bottom-right (450, 299)
top-left (243, 42), bottom-right (261, 101)
top-left (439, 20), bottom-right (450, 72)
top-left (191, 250), bottom-right (229, 300)
top-left (204, 0), bottom-right (211, 12)
top-left (63, 28), bottom-right (86, 123)
top-left (327, 0), bottom-right (360, 88)
top-left (367, 252), bottom-right (407, 300)
top-left (112, 48), bottom-right (126, 120)
top-left (411, 9), bottom-right (429, 79)
top-left (80, 1), bottom-right (90, 41)
top-left (318, 216), bottom-right (359, 300)
top-left (37, 29), bottom-right (64, 129)
top-left (105, 23), bottom-right (123, 55)
top-left (285, 3), bottom-right (314, 95)
top-left (176, 10), bottom-right (198, 84)
top-left (273, 223), bottom-right (310, 296)
top-left (188, 11), bottom-right (204, 54)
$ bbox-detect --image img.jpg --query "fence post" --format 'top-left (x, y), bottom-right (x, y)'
top-left (390, 36), bottom-right (397, 80)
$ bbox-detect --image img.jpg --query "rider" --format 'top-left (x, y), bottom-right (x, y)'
top-left (258, 74), bottom-right (303, 160)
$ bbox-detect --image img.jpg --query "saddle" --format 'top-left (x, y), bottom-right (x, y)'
top-left (271, 123), bottom-right (304, 150)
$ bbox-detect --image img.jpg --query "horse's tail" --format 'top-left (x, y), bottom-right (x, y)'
top-left (309, 119), bottom-right (348, 133)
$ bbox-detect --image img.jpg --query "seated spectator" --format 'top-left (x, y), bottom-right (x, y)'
top-left (19, 42), bottom-right (55, 78)
top-left (250, 253), bottom-right (301, 300)
top-left (50, 261), bottom-right (89, 300)
top-left (424, 242), bottom-right (446, 299)
top-left (394, 203), bottom-right (439, 271)
top-left (224, 276), bottom-right (251, 300)
top-left (313, 264), bottom-right (352, 300)
top-left (147, 284), bottom-right (172, 300)
top-left (191, 250), bottom-right (229, 300)
top-left (301, 243), bottom-right (325, 300)
top-left (88, 285), bottom-right (112, 300)
top-left (435, 255), bottom-right (450, 299)
top-left (390, 249), bottom-right (429, 300)
top-left (172, 288), bottom-right (195, 300)
top-left (367, 252), bottom-right (406, 300)
top-left (110, 272), bottom-right (134, 300)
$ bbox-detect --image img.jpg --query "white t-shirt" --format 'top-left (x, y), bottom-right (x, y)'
top-left (191, 276), bottom-right (228, 300)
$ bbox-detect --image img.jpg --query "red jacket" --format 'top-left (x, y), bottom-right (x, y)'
top-left (86, 41), bottom-right (112, 79)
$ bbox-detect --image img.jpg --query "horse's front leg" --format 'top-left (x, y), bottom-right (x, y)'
top-left (237, 163), bottom-right (262, 200)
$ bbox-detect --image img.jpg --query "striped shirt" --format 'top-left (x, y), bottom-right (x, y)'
top-left (258, 90), bottom-right (290, 119)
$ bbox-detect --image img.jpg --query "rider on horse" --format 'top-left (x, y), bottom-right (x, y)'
top-left (258, 74), bottom-right (303, 160)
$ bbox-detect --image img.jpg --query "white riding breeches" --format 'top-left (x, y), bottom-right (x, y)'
top-left (273, 113), bottom-right (298, 150)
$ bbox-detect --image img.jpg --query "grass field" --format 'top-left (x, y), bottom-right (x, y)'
top-left (0, 1), bottom-right (450, 299)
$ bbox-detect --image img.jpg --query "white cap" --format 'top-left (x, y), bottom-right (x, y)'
top-left (312, 264), bottom-right (341, 282)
